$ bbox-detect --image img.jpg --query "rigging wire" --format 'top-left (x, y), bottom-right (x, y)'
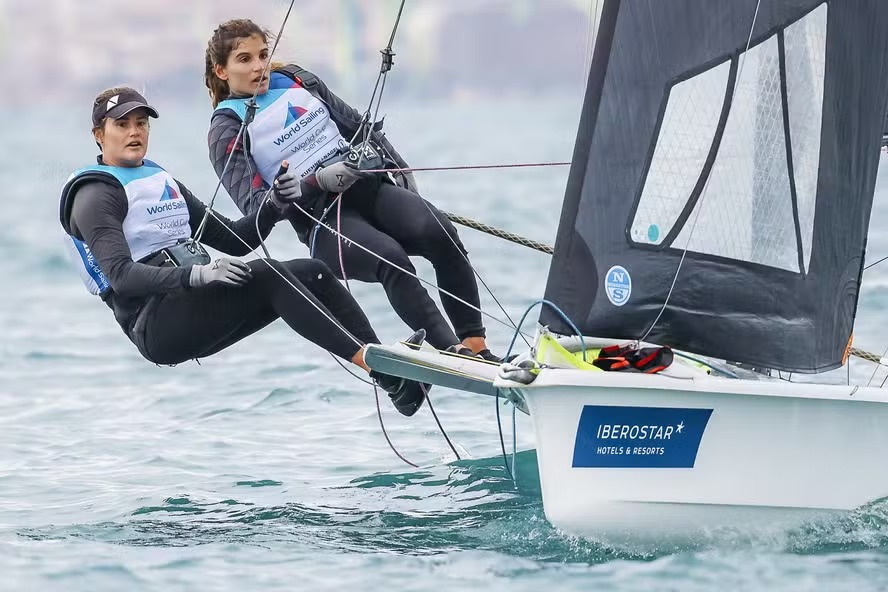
top-left (582, 0), bottom-right (600, 89)
top-left (865, 343), bottom-right (888, 387)
top-left (194, 0), bottom-right (298, 243)
top-left (255, 0), bottom-right (464, 466)
top-left (331, 189), bottom-right (459, 463)
top-left (203, 172), bottom-right (446, 467)
top-left (360, 161), bottom-right (571, 174)
top-left (494, 299), bottom-right (586, 481)
top-left (863, 254), bottom-right (888, 271)
top-left (638, 0), bottom-right (764, 343)
top-left (290, 200), bottom-right (535, 337)
top-left (338, 0), bottom-right (529, 347)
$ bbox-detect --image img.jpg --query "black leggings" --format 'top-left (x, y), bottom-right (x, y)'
top-left (132, 258), bottom-right (377, 365)
top-left (306, 179), bottom-right (485, 350)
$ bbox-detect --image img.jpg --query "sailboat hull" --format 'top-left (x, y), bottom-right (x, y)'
top-left (514, 371), bottom-right (888, 542)
top-left (364, 341), bottom-right (888, 542)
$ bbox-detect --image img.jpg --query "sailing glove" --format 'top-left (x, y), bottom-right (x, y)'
top-left (315, 161), bottom-right (368, 193)
top-left (189, 258), bottom-right (252, 288)
top-left (271, 171), bottom-right (302, 210)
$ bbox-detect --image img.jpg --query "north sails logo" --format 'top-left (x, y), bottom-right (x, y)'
top-left (146, 181), bottom-right (186, 214)
top-left (106, 94), bottom-right (120, 112)
top-left (285, 103), bottom-right (308, 127)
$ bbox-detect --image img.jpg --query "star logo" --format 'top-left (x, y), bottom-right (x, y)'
top-left (676, 421), bottom-right (685, 434)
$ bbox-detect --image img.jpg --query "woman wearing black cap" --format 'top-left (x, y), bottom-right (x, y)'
top-left (59, 85), bottom-right (429, 417)
top-left (203, 19), bottom-right (501, 362)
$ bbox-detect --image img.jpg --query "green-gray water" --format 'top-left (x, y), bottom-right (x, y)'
top-left (3, 96), bottom-right (888, 591)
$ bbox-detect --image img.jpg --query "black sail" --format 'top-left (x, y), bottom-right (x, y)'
top-left (541, 0), bottom-right (888, 373)
top-left (882, 107), bottom-right (888, 147)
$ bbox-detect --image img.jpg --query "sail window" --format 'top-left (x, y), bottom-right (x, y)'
top-left (630, 3), bottom-right (827, 273)
top-left (629, 61), bottom-right (730, 246)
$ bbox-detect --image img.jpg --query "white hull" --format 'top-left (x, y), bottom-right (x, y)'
top-left (513, 371), bottom-right (888, 542)
top-left (365, 339), bottom-right (888, 542)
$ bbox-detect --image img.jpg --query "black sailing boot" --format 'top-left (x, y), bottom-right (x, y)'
top-left (369, 329), bottom-right (430, 417)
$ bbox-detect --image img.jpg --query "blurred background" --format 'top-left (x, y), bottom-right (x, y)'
top-left (0, 0), bottom-right (598, 105)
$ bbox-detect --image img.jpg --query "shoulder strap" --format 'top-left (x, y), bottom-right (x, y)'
top-left (275, 64), bottom-right (319, 89)
top-left (59, 170), bottom-right (120, 234)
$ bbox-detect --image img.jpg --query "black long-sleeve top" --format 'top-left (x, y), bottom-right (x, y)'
top-left (68, 177), bottom-right (280, 331)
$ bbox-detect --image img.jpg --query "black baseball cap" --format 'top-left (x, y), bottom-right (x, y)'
top-left (92, 88), bottom-right (159, 128)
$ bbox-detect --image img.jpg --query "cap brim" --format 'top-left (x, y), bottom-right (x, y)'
top-left (105, 101), bottom-right (159, 120)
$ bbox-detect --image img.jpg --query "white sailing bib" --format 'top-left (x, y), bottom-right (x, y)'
top-left (216, 75), bottom-right (348, 183)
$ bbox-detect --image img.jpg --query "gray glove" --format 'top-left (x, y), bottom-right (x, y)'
top-left (272, 171), bottom-right (302, 210)
top-left (315, 161), bottom-right (368, 193)
top-left (189, 258), bottom-right (252, 288)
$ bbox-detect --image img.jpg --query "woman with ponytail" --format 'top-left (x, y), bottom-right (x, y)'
top-left (204, 19), bottom-right (501, 362)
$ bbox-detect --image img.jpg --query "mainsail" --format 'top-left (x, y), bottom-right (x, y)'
top-left (541, 0), bottom-right (888, 373)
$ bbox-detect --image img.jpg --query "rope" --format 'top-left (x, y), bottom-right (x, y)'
top-left (430, 210), bottom-right (888, 370)
top-left (194, 0), bottom-right (297, 243)
top-left (361, 161), bottom-right (570, 175)
top-left (638, 0), bottom-right (763, 344)
top-left (199, 203), bottom-right (366, 349)
top-left (289, 201), bottom-right (534, 337)
top-left (354, 0), bottom-right (406, 162)
top-left (494, 300), bottom-right (585, 480)
top-left (373, 385), bottom-right (419, 468)
top-left (423, 386), bottom-right (462, 461)
top-left (443, 212), bottom-right (553, 255)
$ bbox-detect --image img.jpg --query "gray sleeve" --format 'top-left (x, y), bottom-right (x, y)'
top-left (69, 181), bottom-right (191, 296)
top-left (208, 110), bottom-right (271, 215)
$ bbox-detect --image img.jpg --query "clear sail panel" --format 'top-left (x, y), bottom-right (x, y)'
top-left (631, 6), bottom-right (827, 273)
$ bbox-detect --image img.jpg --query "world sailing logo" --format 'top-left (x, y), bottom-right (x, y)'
top-left (160, 181), bottom-right (179, 201)
top-left (285, 103), bottom-right (308, 127)
top-left (274, 103), bottom-right (326, 147)
top-left (146, 181), bottom-right (186, 215)
top-left (605, 265), bottom-right (631, 306)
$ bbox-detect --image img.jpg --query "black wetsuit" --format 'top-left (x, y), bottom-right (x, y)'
top-left (67, 177), bottom-right (378, 364)
top-left (208, 65), bottom-right (486, 350)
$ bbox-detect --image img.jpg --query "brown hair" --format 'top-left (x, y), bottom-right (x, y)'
top-left (205, 19), bottom-right (282, 108)
top-left (91, 85), bottom-right (138, 132)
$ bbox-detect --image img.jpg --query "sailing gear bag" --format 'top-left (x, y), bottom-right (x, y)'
top-left (593, 344), bottom-right (674, 374)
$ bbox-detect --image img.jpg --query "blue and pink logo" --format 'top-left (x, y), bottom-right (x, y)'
top-left (160, 181), bottom-right (180, 201)
top-left (285, 103), bottom-right (308, 127)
